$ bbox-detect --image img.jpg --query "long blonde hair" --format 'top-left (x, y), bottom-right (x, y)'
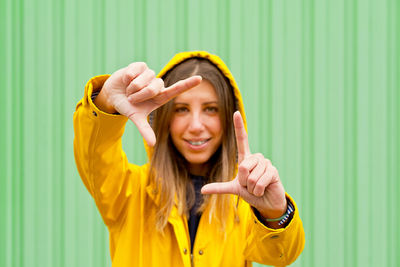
top-left (149, 58), bottom-right (238, 232)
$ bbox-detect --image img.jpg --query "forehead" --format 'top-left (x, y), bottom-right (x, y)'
top-left (174, 79), bottom-right (218, 103)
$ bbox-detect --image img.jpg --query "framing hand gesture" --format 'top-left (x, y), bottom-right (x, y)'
top-left (95, 62), bottom-right (202, 147)
top-left (201, 111), bottom-right (287, 220)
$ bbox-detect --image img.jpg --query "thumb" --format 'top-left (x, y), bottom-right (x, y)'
top-left (111, 95), bottom-right (157, 146)
top-left (201, 180), bottom-right (239, 195)
top-left (129, 113), bottom-right (156, 147)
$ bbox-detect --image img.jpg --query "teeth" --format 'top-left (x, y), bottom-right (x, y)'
top-left (188, 140), bottom-right (207, 146)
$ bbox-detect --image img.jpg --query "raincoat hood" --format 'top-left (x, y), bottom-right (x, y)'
top-left (145, 51), bottom-right (248, 159)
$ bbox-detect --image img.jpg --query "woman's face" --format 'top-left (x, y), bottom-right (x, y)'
top-left (170, 80), bottom-right (223, 175)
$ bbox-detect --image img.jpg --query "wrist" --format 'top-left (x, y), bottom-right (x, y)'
top-left (93, 88), bottom-right (117, 114)
top-left (259, 198), bottom-right (287, 220)
top-left (257, 198), bottom-right (294, 228)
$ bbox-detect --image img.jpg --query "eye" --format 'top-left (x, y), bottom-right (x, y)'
top-left (175, 106), bottom-right (189, 113)
top-left (204, 106), bottom-right (218, 113)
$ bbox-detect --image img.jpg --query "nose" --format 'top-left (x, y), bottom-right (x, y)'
top-left (188, 111), bottom-right (205, 132)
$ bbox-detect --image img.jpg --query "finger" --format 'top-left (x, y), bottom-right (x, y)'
top-left (128, 78), bottom-right (164, 103)
top-left (154, 76), bottom-right (202, 106)
top-left (237, 164), bottom-right (249, 187)
top-left (237, 156), bottom-right (258, 187)
top-left (233, 111), bottom-right (250, 163)
top-left (113, 96), bottom-right (135, 117)
top-left (267, 165), bottom-right (279, 183)
top-left (246, 155), bottom-right (267, 194)
top-left (201, 180), bottom-right (239, 195)
top-left (122, 62), bottom-right (148, 86)
top-left (111, 95), bottom-right (157, 146)
top-left (128, 113), bottom-right (156, 147)
top-left (253, 167), bottom-right (275, 197)
top-left (126, 68), bottom-right (156, 95)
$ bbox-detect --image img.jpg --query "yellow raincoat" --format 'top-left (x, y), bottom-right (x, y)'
top-left (73, 51), bottom-right (305, 267)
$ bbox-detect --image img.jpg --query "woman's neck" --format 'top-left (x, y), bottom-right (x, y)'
top-left (188, 163), bottom-right (208, 176)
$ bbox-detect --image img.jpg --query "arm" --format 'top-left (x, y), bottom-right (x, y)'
top-left (73, 75), bottom-right (138, 227)
top-left (201, 111), bottom-right (305, 265)
top-left (74, 63), bottom-right (202, 226)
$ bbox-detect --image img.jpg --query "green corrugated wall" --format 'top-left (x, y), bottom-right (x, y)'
top-left (0, 0), bottom-right (399, 266)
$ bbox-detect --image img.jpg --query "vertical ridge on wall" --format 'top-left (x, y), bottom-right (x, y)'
top-left (385, 2), bottom-right (393, 266)
top-left (313, 0), bottom-right (329, 264)
top-left (257, 0), bottom-right (272, 156)
top-left (271, 0), bottom-right (282, 163)
top-left (386, 1), bottom-right (394, 266)
top-left (4, 0), bottom-right (12, 260)
top-left (0, 0), bottom-right (6, 265)
top-left (52, 0), bottom-right (64, 265)
top-left (19, 0), bottom-right (25, 262)
top-left (356, 0), bottom-right (370, 265)
top-left (323, 0), bottom-right (331, 263)
top-left (282, 0), bottom-right (289, 177)
top-left (394, 0), bottom-right (400, 264)
top-left (300, 0), bottom-right (315, 266)
top-left (217, 0), bottom-right (230, 64)
top-left (4, 0), bottom-right (10, 265)
top-left (47, 0), bottom-right (55, 265)
top-left (243, 0), bottom-right (260, 148)
top-left (370, 0), bottom-right (389, 265)
top-left (11, 0), bottom-right (24, 266)
top-left (366, 0), bottom-right (373, 263)
top-left (344, 0), bottom-right (358, 266)
top-left (23, 0), bottom-right (36, 263)
top-left (64, 0), bottom-right (77, 264)
top-left (32, 1), bottom-right (39, 266)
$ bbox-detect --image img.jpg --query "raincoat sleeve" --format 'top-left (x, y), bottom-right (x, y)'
top-left (73, 75), bottom-right (144, 227)
top-left (243, 193), bottom-right (305, 266)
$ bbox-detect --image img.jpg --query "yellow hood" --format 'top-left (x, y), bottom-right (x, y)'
top-left (145, 51), bottom-right (247, 159)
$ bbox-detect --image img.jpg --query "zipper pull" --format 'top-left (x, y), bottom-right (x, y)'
top-left (191, 253), bottom-right (194, 266)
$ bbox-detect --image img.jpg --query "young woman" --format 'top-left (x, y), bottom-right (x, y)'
top-left (74, 51), bottom-right (305, 267)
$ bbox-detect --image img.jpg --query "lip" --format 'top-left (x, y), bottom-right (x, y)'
top-left (184, 138), bottom-right (211, 151)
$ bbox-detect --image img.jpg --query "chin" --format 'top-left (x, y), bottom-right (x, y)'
top-left (186, 156), bottom-right (210, 165)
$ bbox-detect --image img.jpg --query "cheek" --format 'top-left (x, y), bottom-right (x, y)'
top-left (210, 117), bottom-right (223, 137)
top-left (169, 117), bottom-right (185, 138)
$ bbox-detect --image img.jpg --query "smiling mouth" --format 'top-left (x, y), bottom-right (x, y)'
top-left (186, 139), bottom-right (210, 146)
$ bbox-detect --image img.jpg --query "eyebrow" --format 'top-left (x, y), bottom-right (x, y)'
top-left (174, 101), bottom-right (219, 105)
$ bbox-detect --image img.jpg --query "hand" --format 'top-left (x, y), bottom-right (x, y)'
top-left (201, 111), bottom-right (287, 220)
top-left (96, 62), bottom-right (202, 146)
